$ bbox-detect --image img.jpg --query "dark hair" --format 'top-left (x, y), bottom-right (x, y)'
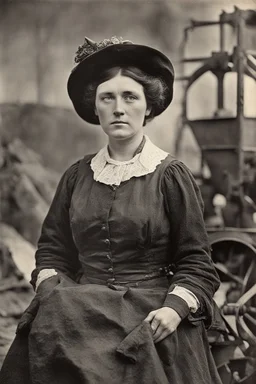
top-left (82, 66), bottom-right (169, 125)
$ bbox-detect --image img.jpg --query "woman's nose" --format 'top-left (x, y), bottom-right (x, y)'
top-left (113, 98), bottom-right (125, 116)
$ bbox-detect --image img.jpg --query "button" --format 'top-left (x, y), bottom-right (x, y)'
top-left (102, 225), bottom-right (107, 231)
top-left (108, 267), bottom-right (113, 273)
top-left (107, 278), bottom-right (115, 284)
top-left (112, 186), bottom-right (116, 191)
top-left (106, 254), bottom-right (111, 260)
top-left (105, 239), bottom-right (110, 245)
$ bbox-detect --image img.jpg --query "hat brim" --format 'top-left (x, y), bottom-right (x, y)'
top-left (67, 43), bottom-right (174, 124)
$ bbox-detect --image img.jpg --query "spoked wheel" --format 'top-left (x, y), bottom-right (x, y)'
top-left (235, 284), bottom-right (256, 350)
top-left (210, 235), bottom-right (256, 305)
top-left (219, 285), bottom-right (256, 384)
top-left (208, 233), bottom-right (256, 383)
top-left (210, 236), bottom-right (256, 336)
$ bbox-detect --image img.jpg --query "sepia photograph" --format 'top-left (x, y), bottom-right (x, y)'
top-left (0, 0), bottom-right (256, 383)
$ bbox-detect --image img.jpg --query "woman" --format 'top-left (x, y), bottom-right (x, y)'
top-left (0, 36), bottom-right (223, 384)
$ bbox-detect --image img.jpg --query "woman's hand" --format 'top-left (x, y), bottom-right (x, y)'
top-left (16, 274), bottom-right (60, 335)
top-left (144, 307), bottom-right (182, 343)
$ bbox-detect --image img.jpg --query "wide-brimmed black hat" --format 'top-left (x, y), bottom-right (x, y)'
top-left (67, 37), bottom-right (175, 124)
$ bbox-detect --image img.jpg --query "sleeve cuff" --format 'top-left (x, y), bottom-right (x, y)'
top-left (163, 294), bottom-right (190, 319)
top-left (35, 269), bottom-right (58, 291)
top-left (169, 286), bottom-right (200, 313)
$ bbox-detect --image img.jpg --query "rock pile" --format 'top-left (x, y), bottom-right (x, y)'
top-left (0, 135), bottom-right (59, 367)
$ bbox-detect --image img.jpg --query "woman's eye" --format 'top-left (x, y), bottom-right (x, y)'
top-left (124, 95), bottom-right (137, 102)
top-left (101, 96), bottom-right (113, 102)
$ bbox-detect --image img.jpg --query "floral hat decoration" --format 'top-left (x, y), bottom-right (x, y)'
top-left (67, 36), bottom-right (175, 124)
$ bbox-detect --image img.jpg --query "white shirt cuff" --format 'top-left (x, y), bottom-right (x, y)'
top-left (35, 269), bottom-right (57, 291)
top-left (168, 286), bottom-right (200, 313)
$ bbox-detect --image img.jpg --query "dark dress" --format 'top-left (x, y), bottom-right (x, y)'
top-left (0, 154), bottom-right (222, 384)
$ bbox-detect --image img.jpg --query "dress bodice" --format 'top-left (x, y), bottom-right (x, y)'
top-left (33, 145), bottom-right (220, 322)
top-left (70, 155), bottom-right (173, 284)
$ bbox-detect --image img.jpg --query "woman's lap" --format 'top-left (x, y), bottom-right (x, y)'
top-left (0, 279), bottom-right (221, 384)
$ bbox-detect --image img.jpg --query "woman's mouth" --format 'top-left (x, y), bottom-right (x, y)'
top-left (111, 121), bottom-right (128, 125)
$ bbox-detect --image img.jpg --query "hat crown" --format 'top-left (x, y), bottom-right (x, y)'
top-left (74, 36), bottom-right (133, 64)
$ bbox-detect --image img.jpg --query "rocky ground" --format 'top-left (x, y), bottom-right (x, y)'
top-left (0, 134), bottom-right (59, 367)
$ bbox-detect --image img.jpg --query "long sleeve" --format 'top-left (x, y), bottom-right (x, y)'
top-left (161, 160), bottom-right (220, 323)
top-left (30, 161), bottom-right (81, 289)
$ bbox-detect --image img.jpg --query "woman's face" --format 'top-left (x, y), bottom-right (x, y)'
top-left (95, 73), bottom-right (151, 141)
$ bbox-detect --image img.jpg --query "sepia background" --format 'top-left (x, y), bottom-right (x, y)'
top-left (1, 0), bottom-right (256, 375)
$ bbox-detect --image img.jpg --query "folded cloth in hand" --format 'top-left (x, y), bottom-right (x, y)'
top-left (16, 274), bottom-right (60, 335)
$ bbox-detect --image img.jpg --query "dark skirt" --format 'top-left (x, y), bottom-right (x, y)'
top-left (0, 277), bottom-right (222, 384)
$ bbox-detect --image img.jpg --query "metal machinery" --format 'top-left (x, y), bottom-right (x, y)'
top-left (175, 7), bottom-right (256, 384)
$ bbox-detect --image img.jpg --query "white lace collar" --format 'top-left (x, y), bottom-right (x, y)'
top-left (90, 135), bottom-right (168, 186)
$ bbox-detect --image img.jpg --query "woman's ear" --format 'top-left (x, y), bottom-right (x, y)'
top-left (145, 107), bottom-right (151, 117)
top-left (94, 108), bottom-right (98, 116)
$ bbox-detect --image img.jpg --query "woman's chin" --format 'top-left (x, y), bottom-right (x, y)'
top-left (104, 126), bottom-right (144, 141)
top-left (106, 129), bottom-right (132, 140)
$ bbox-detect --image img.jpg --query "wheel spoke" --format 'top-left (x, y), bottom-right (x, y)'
top-left (214, 262), bottom-right (244, 285)
top-left (241, 260), bottom-right (256, 295)
top-left (238, 284), bottom-right (256, 306)
top-left (244, 313), bottom-right (256, 327)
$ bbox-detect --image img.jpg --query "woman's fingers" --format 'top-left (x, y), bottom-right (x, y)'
top-left (152, 323), bottom-right (165, 341)
top-left (144, 310), bottom-right (161, 333)
top-left (150, 317), bottom-right (160, 334)
top-left (152, 320), bottom-right (174, 342)
top-left (154, 328), bottom-right (172, 344)
top-left (144, 307), bottom-right (182, 343)
top-left (144, 310), bottom-right (157, 323)
top-left (145, 311), bottom-right (169, 337)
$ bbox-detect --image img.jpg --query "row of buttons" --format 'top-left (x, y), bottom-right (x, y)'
top-left (101, 224), bottom-right (114, 275)
top-left (102, 223), bottom-right (110, 247)
top-left (105, 250), bottom-right (113, 272)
